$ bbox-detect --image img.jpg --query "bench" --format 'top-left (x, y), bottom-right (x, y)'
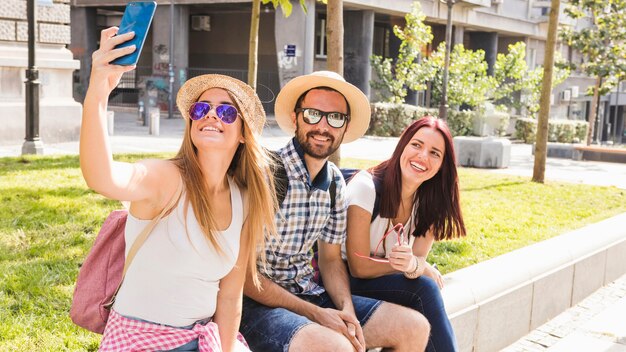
top-left (573, 146), bottom-right (626, 163)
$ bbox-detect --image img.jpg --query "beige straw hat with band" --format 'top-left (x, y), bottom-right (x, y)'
top-left (176, 74), bottom-right (266, 135)
top-left (274, 71), bottom-right (371, 144)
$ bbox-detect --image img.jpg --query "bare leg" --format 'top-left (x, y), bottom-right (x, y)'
top-left (363, 302), bottom-right (430, 352)
top-left (289, 323), bottom-right (355, 352)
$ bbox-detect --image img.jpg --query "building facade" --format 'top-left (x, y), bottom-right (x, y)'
top-left (67, 0), bottom-right (622, 143)
top-left (0, 0), bottom-right (81, 145)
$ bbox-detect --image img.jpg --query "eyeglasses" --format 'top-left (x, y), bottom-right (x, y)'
top-left (296, 108), bottom-right (349, 129)
top-left (354, 223), bottom-right (406, 263)
top-left (189, 102), bottom-right (240, 124)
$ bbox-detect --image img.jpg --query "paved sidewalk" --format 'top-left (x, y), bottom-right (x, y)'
top-left (504, 273), bottom-right (626, 352)
top-left (3, 110), bottom-right (626, 189)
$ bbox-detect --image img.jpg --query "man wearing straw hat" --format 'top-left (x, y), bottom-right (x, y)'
top-left (241, 71), bottom-right (430, 352)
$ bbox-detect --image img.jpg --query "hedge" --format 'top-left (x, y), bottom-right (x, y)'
top-left (368, 103), bottom-right (474, 137)
top-left (515, 118), bottom-right (588, 143)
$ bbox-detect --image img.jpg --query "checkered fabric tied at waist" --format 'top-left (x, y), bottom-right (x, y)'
top-left (99, 310), bottom-right (249, 352)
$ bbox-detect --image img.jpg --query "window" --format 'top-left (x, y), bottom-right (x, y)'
top-left (316, 17), bottom-right (327, 58)
top-left (373, 24), bottom-right (391, 58)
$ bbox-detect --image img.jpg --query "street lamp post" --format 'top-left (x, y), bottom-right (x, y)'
top-left (438, 0), bottom-right (456, 121)
top-left (22, 0), bottom-right (44, 155)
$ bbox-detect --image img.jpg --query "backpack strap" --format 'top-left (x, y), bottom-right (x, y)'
top-left (270, 149), bottom-right (337, 209)
top-left (340, 168), bottom-right (382, 223)
top-left (371, 175), bottom-right (383, 222)
top-left (106, 177), bottom-right (184, 307)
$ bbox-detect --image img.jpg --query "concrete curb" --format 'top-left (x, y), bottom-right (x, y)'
top-left (442, 212), bottom-right (626, 352)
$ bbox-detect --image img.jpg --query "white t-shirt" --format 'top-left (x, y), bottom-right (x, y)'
top-left (114, 177), bottom-right (242, 327)
top-left (346, 171), bottom-right (415, 258)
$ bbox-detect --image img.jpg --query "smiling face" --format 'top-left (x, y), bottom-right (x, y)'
top-left (400, 127), bottom-right (446, 190)
top-left (190, 88), bottom-right (244, 155)
top-left (291, 88), bottom-right (348, 160)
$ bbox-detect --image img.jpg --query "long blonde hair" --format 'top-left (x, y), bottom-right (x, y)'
top-left (171, 93), bottom-right (277, 288)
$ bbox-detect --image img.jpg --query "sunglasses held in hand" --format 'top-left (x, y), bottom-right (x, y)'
top-left (189, 102), bottom-right (240, 123)
top-left (354, 223), bottom-right (406, 263)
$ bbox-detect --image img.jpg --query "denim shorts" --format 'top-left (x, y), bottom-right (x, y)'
top-left (239, 292), bottom-right (382, 352)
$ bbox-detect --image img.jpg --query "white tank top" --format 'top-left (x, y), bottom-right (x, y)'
top-left (113, 177), bottom-right (243, 327)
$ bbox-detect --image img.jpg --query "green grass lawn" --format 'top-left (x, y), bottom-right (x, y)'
top-left (1, 154), bottom-right (626, 350)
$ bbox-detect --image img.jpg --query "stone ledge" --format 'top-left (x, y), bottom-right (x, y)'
top-left (453, 136), bottom-right (512, 168)
top-left (442, 212), bottom-right (626, 352)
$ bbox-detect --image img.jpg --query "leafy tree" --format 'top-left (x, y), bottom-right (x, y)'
top-left (493, 42), bottom-right (569, 117)
top-left (425, 43), bottom-right (495, 109)
top-left (493, 42), bottom-right (529, 109)
top-left (370, 3), bottom-right (433, 103)
top-left (522, 60), bottom-right (570, 117)
top-left (560, 0), bottom-right (626, 144)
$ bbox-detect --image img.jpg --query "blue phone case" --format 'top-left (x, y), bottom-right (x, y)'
top-left (111, 1), bottom-right (157, 66)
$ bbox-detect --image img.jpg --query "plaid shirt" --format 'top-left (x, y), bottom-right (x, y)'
top-left (260, 138), bottom-right (347, 295)
top-left (100, 310), bottom-right (249, 351)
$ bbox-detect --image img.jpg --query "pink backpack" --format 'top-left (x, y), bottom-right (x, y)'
top-left (70, 210), bottom-right (128, 334)
top-left (70, 182), bottom-right (182, 334)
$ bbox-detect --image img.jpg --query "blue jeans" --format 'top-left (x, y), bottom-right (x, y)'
top-left (239, 291), bottom-right (382, 352)
top-left (350, 273), bottom-right (458, 352)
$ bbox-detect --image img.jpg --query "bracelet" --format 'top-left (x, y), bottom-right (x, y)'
top-left (403, 256), bottom-right (420, 279)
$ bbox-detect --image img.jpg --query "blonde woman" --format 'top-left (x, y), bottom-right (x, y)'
top-left (80, 27), bottom-right (276, 351)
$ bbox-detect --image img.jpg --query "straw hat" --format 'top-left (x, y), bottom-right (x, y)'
top-left (176, 74), bottom-right (265, 135)
top-left (274, 71), bottom-right (371, 144)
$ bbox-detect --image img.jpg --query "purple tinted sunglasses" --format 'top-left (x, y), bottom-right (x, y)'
top-left (189, 102), bottom-right (240, 124)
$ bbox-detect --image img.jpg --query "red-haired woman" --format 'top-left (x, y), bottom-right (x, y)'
top-left (345, 116), bottom-right (466, 352)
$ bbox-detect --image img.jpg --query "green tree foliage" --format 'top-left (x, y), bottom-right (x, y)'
top-left (492, 42), bottom-right (569, 117)
top-left (560, 0), bottom-right (626, 143)
top-left (560, 0), bottom-right (626, 95)
top-left (370, 3), bottom-right (433, 103)
top-left (369, 3), bottom-right (570, 115)
top-left (425, 43), bottom-right (495, 109)
top-left (523, 59), bottom-right (570, 117)
top-left (493, 42), bottom-right (529, 108)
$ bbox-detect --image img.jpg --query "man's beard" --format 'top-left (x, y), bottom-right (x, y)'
top-left (295, 122), bottom-right (344, 160)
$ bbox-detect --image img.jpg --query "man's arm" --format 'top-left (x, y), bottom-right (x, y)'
top-left (317, 241), bottom-right (365, 351)
top-left (244, 265), bottom-right (364, 351)
top-left (317, 241), bottom-right (354, 313)
top-left (243, 273), bottom-right (321, 320)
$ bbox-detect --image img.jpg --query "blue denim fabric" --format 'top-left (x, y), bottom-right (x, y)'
top-left (239, 292), bottom-right (382, 352)
top-left (120, 314), bottom-right (211, 352)
top-left (349, 273), bottom-right (458, 352)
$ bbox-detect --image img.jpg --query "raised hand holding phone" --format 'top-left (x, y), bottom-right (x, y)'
top-left (89, 28), bottom-right (137, 96)
top-left (111, 1), bottom-right (157, 66)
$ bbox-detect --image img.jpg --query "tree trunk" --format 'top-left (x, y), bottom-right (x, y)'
top-left (326, 0), bottom-right (344, 76)
top-left (247, 0), bottom-right (261, 90)
top-left (532, 0), bottom-right (561, 183)
top-left (586, 76), bottom-right (602, 145)
top-left (326, 0), bottom-right (344, 166)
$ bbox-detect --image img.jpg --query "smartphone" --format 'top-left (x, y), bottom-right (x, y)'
top-left (111, 1), bottom-right (157, 66)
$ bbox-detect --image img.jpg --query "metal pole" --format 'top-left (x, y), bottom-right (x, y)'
top-left (168, 1), bottom-right (175, 119)
top-left (22, 0), bottom-right (43, 155)
top-left (438, 0), bottom-right (454, 121)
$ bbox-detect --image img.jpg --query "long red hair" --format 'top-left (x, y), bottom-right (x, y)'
top-left (370, 116), bottom-right (466, 240)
